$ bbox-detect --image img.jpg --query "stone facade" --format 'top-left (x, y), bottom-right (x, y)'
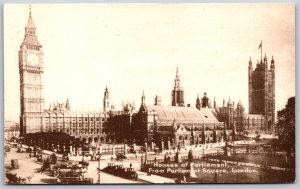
top-left (19, 9), bottom-right (45, 135)
top-left (248, 54), bottom-right (275, 133)
top-left (43, 100), bottom-right (107, 142)
top-left (218, 98), bottom-right (265, 134)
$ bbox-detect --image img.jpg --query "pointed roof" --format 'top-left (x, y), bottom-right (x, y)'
top-left (141, 90), bottom-right (145, 105)
top-left (237, 98), bottom-right (243, 106)
top-left (21, 6), bottom-right (41, 47)
top-left (264, 53), bottom-right (267, 62)
top-left (26, 6), bottom-right (36, 29)
top-left (227, 97), bottom-right (232, 105)
top-left (271, 56), bottom-right (275, 64)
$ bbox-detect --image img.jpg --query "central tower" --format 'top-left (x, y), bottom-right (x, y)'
top-left (248, 46), bottom-right (275, 133)
top-left (171, 67), bottom-right (185, 106)
top-left (19, 8), bottom-right (44, 135)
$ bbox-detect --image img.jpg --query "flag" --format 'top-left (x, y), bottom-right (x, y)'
top-left (258, 41), bottom-right (262, 49)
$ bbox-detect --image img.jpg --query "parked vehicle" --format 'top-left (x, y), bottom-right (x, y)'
top-left (6, 172), bottom-right (19, 184)
top-left (116, 153), bottom-right (126, 160)
top-left (102, 162), bottom-right (117, 173)
top-left (124, 168), bottom-right (138, 180)
top-left (17, 147), bottom-right (26, 153)
top-left (5, 145), bottom-right (11, 152)
top-left (56, 167), bottom-right (92, 184)
top-left (102, 163), bottom-right (138, 180)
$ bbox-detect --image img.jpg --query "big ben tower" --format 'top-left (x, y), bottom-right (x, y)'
top-left (19, 7), bottom-right (44, 135)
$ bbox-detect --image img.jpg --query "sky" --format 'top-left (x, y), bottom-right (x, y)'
top-left (4, 4), bottom-right (295, 122)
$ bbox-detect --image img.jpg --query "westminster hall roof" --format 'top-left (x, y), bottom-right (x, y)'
top-left (143, 105), bottom-right (220, 124)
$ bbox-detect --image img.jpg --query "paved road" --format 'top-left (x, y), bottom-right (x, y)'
top-left (4, 147), bottom-right (145, 184)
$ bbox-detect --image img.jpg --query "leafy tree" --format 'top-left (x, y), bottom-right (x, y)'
top-left (275, 97), bottom-right (295, 153)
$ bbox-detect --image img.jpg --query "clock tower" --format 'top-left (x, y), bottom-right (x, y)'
top-left (19, 8), bottom-right (44, 135)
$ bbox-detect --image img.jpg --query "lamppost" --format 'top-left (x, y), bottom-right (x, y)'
top-left (172, 138), bottom-right (175, 149)
top-left (124, 139), bottom-right (127, 154)
top-left (140, 146), bottom-right (143, 170)
top-left (144, 138), bottom-right (148, 164)
top-left (161, 137), bottom-right (164, 151)
top-left (69, 140), bottom-right (73, 155)
top-left (97, 153), bottom-right (101, 184)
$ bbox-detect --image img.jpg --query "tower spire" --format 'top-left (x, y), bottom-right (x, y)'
top-left (172, 66), bottom-right (184, 106)
top-left (214, 97), bottom-right (216, 108)
top-left (141, 90), bottom-right (145, 104)
top-left (27, 5), bottom-right (35, 29)
top-left (22, 5), bottom-right (41, 47)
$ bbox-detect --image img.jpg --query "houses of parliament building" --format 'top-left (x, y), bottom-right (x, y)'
top-left (18, 9), bottom-right (275, 144)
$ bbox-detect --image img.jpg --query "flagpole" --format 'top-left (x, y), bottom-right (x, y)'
top-left (260, 40), bottom-right (262, 62)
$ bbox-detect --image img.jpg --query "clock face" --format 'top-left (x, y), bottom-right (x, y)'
top-left (27, 53), bottom-right (39, 66)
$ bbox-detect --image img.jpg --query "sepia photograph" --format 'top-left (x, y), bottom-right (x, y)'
top-left (3, 3), bottom-right (295, 184)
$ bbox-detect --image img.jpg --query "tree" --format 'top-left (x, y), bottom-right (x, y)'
top-left (275, 97), bottom-right (295, 153)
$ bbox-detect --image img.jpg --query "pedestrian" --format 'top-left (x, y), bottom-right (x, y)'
top-left (29, 153), bottom-right (31, 158)
top-left (130, 163), bottom-right (132, 168)
top-left (111, 156), bottom-right (113, 162)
